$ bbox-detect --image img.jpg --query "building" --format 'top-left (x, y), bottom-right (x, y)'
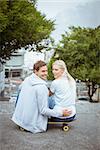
top-left (5, 49), bottom-right (25, 79)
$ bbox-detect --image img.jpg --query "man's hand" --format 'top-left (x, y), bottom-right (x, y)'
top-left (63, 109), bottom-right (72, 117)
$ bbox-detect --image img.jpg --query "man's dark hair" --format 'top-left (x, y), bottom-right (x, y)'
top-left (33, 60), bottom-right (46, 72)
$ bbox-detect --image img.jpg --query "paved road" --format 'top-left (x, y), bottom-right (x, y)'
top-left (0, 100), bottom-right (100, 150)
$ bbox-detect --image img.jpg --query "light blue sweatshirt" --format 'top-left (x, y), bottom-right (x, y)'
top-left (12, 73), bottom-right (62, 133)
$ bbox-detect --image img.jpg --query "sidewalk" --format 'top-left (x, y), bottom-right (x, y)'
top-left (0, 100), bottom-right (100, 150)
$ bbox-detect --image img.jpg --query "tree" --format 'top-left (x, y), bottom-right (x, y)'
top-left (47, 57), bottom-right (55, 80)
top-left (0, 0), bottom-right (55, 62)
top-left (53, 26), bottom-right (100, 102)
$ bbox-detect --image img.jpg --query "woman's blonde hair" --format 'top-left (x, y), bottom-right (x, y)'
top-left (53, 60), bottom-right (76, 86)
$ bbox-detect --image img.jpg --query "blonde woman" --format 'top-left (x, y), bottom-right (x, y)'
top-left (49, 60), bottom-right (76, 121)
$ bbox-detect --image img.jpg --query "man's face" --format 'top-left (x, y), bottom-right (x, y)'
top-left (35, 65), bottom-right (48, 80)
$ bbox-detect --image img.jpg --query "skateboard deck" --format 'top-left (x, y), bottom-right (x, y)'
top-left (48, 118), bottom-right (76, 132)
top-left (48, 121), bottom-right (69, 131)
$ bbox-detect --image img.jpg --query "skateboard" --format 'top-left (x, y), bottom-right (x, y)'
top-left (18, 126), bottom-right (28, 132)
top-left (48, 117), bottom-right (76, 132)
top-left (48, 121), bottom-right (70, 132)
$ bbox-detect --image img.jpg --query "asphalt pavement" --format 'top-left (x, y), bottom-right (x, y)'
top-left (0, 100), bottom-right (100, 150)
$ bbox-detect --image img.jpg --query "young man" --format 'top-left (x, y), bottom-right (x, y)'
top-left (12, 60), bottom-right (71, 133)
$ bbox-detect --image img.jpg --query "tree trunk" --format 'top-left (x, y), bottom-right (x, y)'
top-left (87, 82), bottom-right (97, 102)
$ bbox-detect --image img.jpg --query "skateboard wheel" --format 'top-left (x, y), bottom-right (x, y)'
top-left (62, 125), bottom-right (69, 132)
top-left (19, 127), bottom-right (25, 131)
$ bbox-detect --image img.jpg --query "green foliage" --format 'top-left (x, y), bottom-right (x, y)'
top-left (0, 0), bottom-right (55, 61)
top-left (47, 57), bottom-right (56, 80)
top-left (0, 0), bottom-right (8, 32)
top-left (54, 26), bottom-right (100, 85)
top-left (52, 26), bottom-right (100, 101)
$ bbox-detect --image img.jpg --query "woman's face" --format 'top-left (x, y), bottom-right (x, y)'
top-left (52, 64), bottom-right (64, 79)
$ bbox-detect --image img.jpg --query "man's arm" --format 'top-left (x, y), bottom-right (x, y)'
top-left (36, 85), bottom-right (63, 117)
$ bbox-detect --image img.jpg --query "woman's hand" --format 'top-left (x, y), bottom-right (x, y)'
top-left (48, 89), bottom-right (54, 96)
top-left (63, 109), bottom-right (72, 117)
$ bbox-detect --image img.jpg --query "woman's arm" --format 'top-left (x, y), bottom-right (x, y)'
top-left (48, 88), bottom-right (54, 96)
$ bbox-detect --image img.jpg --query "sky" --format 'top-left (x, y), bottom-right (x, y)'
top-left (37, 0), bottom-right (100, 42)
top-left (25, 0), bottom-right (100, 67)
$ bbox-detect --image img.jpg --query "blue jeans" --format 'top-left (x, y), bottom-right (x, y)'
top-left (48, 96), bottom-right (55, 109)
top-left (49, 114), bottom-right (76, 122)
